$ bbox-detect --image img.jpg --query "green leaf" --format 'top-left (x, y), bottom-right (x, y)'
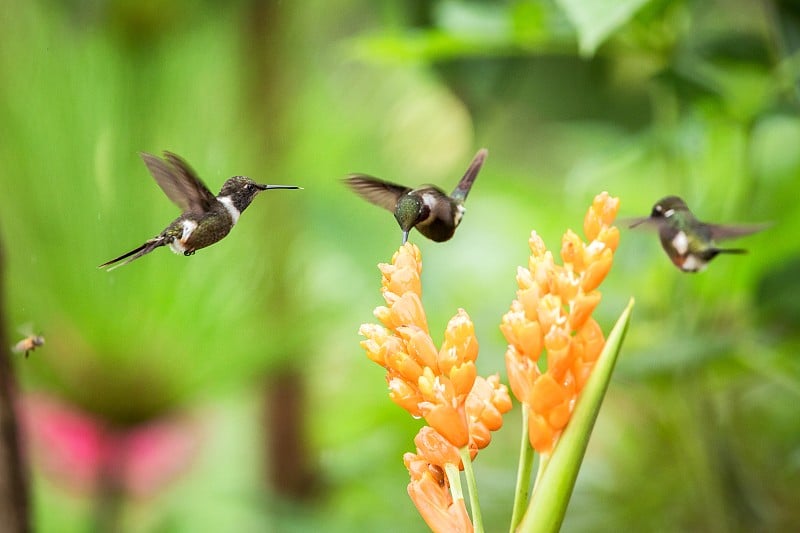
top-left (517, 298), bottom-right (635, 533)
top-left (556, 0), bottom-right (652, 56)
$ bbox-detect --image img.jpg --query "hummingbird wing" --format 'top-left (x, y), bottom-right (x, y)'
top-left (706, 222), bottom-right (771, 241)
top-left (140, 152), bottom-right (216, 213)
top-left (343, 175), bottom-right (410, 212)
top-left (450, 148), bottom-right (487, 202)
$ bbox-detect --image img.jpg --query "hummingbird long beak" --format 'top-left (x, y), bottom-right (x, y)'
top-left (256, 184), bottom-right (303, 191)
top-left (402, 230), bottom-right (409, 244)
top-left (628, 217), bottom-right (650, 229)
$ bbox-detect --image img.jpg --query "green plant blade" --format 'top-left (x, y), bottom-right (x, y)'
top-left (517, 297), bottom-right (634, 533)
top-left (556, 0), bottom-right (651, 56)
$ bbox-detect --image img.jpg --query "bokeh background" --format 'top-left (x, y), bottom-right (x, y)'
top-left (1, 0), bottom-right (799, 531)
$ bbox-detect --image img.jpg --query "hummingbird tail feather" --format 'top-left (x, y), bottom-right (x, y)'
top-left (451, 148), bottom-right (488, 202)
top-left (715, 247), bottom-right (748, 255)
top-left (98, 239), bottom-right (165, 270)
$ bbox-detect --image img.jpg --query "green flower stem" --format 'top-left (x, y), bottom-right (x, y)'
top-left (517, 297), bottom-right (634, 533)
top-left (509, 408), bottom-right (534, 532)
top-left (530, 452), bottom-right (550, 499)
top-left (459, 445), bottom-right (484, 533)
top-left (445, 462), bottom-right (464, 501)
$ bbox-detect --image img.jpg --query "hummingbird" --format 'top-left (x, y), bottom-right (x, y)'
top-left (99, 151), bottom-right (301, 270)
top-left (629, 196), bottom-right (769, 272)
top-left (343, 148), bottom-right (488, 244)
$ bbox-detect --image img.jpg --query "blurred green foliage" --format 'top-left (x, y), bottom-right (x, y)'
top-left (0, 0), bottom-right (799, 531)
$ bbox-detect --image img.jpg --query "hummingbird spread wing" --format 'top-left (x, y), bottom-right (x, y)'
top-left (344, 175), bottom-right (410, 212)
top-left (706, 222), bottom-right (771, 241)
top-left (450, 148), bottom-right (488, 202)
top-left (140, 152), bottom-right (216, 213)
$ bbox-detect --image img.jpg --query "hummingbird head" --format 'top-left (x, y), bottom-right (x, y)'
top-left (650, 196), bottom-right (689, 219)
top-left (395, 194), bottom-right (428, 243)
top-left (219, 176), bottom-right (301, 212)
top-left (219, 176), bottom-right (267, 212)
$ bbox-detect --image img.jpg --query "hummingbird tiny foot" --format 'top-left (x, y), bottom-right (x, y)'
top-left (183, 250), bottom-right (196, 257)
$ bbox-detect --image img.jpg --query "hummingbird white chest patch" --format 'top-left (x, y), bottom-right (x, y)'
top-left (217, 196), bottom-right (241, 225)
top-left (421, 192), bottom-right (437, 210)
top-left (671, 231), bottom-right (689, 255)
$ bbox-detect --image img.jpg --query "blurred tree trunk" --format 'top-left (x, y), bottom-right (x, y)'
top-left (242, 1), bottom-right (315, 500)
top-left (0, 232), bottom-right (31, 532)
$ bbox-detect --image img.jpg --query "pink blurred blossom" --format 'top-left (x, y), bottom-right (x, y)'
top-left (21, 393), bottom-right (201, 498)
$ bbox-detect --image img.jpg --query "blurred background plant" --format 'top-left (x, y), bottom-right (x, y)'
top-left (0, 0), bottom-right (798, 531)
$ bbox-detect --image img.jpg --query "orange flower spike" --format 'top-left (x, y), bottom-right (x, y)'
top-left (597, 225), bottom-right (620, 252)
top-left (407, 481), bottom-right (474, 533)
top-left (569, 290), bottom-right (602, 331)
top-left (414, 426), bottom-right (463, 468)
top-left (517, 283), bottom-right (543, 324)
top-left (397, 325), bottom-right (439, 370)
top-left (385, 349), bottom-right (425, 384)
top-left (358, 323), bottom-right (402, 366)
top-left (528, 410), bottom-right (557, 454)
top-left (529, 231), bottom-right (548, 259)
top-left (500, 300), bottom-right (543, 359)
top-left (380, 264), bottom-right (421, 304)
top-left (376, 292), bottom-right (429, 332)
top-left (449, 362), bottom-right (478, 399)
top-left (424, 403), bottom-right (470, 448)
top-left (405, 452), bottom-right (436, 481)
top-left (418, 366), bottom-right (441, 399)
top-left (467, 375), bottom-right (512, 436)
top-left (505, 348), bottom-right (541, 404)
top-left (536, 293), bottom-right (565, 334)
top-left (380, 242), bottom-right (422, 282)
top-left (547, 395), bottom-right (574, 430)
top-left (554, 268), bottom-right (580, 304)
top-left (470, 423), bottom-right (492, 450)
top-left (439, 309), bottom-right (479, 372)
top-left (516, 265), bottom-right (536, 291)
top-left (560, 229), bottom-right (585, 271)
top-left (581, 247), bottom-right (613, 293)
top-left (576, 318), bottom-right (605, 363)
top-left (571, 318), bottom-right (605, 388)
top-left (388, 377), bottom-right (424, 417)
top-left (486, 374), bottom-right (513, 414)
top-left (405, 451), bottom-right (474, 533)
top-left (528, 232), bottom-right (557, 289)
top-left (584, 191), bottom-right (620, 240)
top-left (543, 326), bottom-right (572, 381)
top-left (393, 242), bottom-right (423, 272)
top-left (529, 373), bottom-right (569, 415)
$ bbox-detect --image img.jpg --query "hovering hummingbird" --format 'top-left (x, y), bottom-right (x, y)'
top-left (344, 148), bottom-right (488, 244)
top-left (629, 196), bottom-right (769, 272)
top-left (99, 151), bottom-right (301, 270)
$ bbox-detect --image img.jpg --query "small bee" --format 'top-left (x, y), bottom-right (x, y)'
top-left (12, 331), bottom-right (45, 358)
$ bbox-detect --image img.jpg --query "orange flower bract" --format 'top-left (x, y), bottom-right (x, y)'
top-left (359, 243), bottom-right (511, 451)
top-left (359, 243), bottom-right (513, 531)
top-left (501, 192), bottom-right (620, 454)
